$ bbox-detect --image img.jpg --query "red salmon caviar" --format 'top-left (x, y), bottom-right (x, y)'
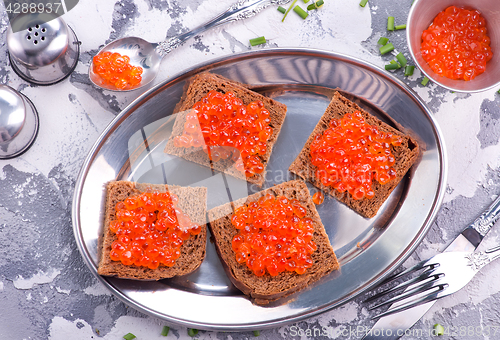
top-left (421, 6), bottom-right (493, 81)
top-left (173, 91), bottom-right (273, 177)
top-left (93, 52), bottom-right (143, 89)
top-left (312, 191), bottom-right (324, 205)
top-left (108, 191), bottom-right (201, 269)
top-left (310, 111), bottom-right (401, 200)
top-left (231, 193), bottom-right (317, 276)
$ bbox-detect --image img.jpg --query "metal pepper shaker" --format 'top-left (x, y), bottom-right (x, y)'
top-left (6, 12), bottom-right (80, 85)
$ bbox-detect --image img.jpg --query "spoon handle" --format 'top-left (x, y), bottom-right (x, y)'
top-left (156, 0), bottom-right (290, 57)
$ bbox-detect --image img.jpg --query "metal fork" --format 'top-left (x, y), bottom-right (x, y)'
top-left (365, 245), bottom-right (500, 319)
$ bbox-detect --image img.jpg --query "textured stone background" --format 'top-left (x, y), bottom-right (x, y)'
top-left (1, 0), bottom-right (500, 339)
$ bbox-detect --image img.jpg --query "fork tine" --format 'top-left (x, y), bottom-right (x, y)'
top-left (372, 286), bottom-right (447, 319)
top-left (364, 261), bottom-right (438, 304)
top-left (368, 276), bottom-right (444, 311)
top-left (365, 270), bottom-right (438, 303)
top-left (375, 259), bottom-right (436, 288)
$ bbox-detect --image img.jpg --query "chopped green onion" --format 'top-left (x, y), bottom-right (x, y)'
top-left (303, 0), bottom-right (309, 3)
top-left (379, 42), bottom-right (394, 55)
top-left (123, 334), bottom-right (136, 340)
top-left (387, 16), bottom-right (395, 31)
top-left (421, 76), bottom-right (430, 86)
top-left (249, 36), bottom-right (266, 46)
top-left (385, 62), bottom-right (401, 70)
top-left (307, 0), bottom-right (324, 10)
top-left (188, 328), bottom-right (199, 337)
top-left (282, 0), bottom-right (298, 22)
top-left (434, 323), bottom-right (445, 336)
top-left (253, 330), bottom-right (261, 336)
top-left (277, 6), bottom-right (286, 13)
top-left (404, 65), bottom-right (415, 76)
top-left (359, 0), bottom-right (369, 7)
top-left (396, 52), bottom-right (407, 67)
top-left (497, 88), bottom-right (500, 94)
top-left (377, 37), bottom-right (389, 45)
top-left (293, 5), bottom-right (308, 19)
top-left (161, 326), bottom-right (170, 336)
top-left (395, 24), bottom-right (406, 30)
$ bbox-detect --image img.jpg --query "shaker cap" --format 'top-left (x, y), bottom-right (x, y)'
top-left (7, 13), bottom-right (70, 67)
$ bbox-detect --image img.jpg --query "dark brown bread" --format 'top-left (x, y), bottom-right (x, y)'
top-left (289, 91), bottom-right (420, 218)
top-left (207, 180), bottom-right (339, 305)
top-left (164, 72), bottom-right (287, 187)
top-left (97, 181), bottom-right (207, 280)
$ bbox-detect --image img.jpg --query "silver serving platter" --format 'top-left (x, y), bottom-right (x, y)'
top-left (72, 48), bottom-right (447, 331)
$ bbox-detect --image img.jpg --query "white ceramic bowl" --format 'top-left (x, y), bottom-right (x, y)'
top-left (407, 0), bottom-right (500, 92)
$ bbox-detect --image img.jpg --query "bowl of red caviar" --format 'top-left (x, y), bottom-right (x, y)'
top-left (407, 0), bottom-right (500, 92)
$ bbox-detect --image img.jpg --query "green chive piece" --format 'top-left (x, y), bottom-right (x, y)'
top-left (282, 0), bottom-right (298, 22)
top-left (421, 76), bottom-right (430, 86)
top-left (188, 328), bottom-right (199, 337)
top-left (396, 52), bottom-right (407, 67)
top-left (377, 37), bottom-right (389, 45)
top-left (303, 0), bottom-right (309, 3)
top-left (387, 16), bottom-right (395, 31)
top-left (395, 24), bottom-right (406, 30)
top-left (434, 323), bottom-right (445, 336)
top-left (497, 88), bottom-right (500, 94)
top-left (359, 0), bottom-right (369, 7)
top-left (293, 5), bottom-right (308, 19)
top-left (253, 330), bottom-right (261, 336)
top-left (385, 62), bottom-right (401, 70)
top-left (161, 326), bottom-right (170, 336)
top-left (307, 0), bottom-right (324, 10)
top-left (123, 334), bottom-right (136, 340)
top-left (249, 36), bottom-right (266, 46)
top-left (404, 65), bottom-right (415, 76)
top-left (379, 42), bottom-right (394, 55)
top-left (277, 6), bottom-right (286, 13)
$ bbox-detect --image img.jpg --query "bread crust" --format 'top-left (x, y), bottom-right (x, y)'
top-left (207, 180), bottom-right (339, 305)
top-left (289, 91), bottom-right (420, 218)
top-left (164, 72), bottom-right (287, 187)
top-left (97, 181), bottom-right (207, 280)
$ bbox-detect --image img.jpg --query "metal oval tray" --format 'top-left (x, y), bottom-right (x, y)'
top-left (72, 48), bottom-right (447, 331)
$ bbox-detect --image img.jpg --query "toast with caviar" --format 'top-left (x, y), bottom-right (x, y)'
top-left (97, 181), bottom-right (207, 280)
top-left (164, 72), bottom-right (287, 187)
top-left (289, 91), bottom-right (420, 219)
top-left (207, 180), bottom-right (339, 305)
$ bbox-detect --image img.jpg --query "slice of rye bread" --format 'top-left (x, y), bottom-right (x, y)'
top-left (164, 72), bottom-right (287, 187)
top-left (289, 91), bottom-right (420, 219)
top-left (207, 180), bottom-right (339, 305)
top-left (97, 181), bottom-right (207, 280)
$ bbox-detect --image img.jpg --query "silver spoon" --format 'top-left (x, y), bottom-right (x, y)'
top-left (89, 0), bottom-right (291, 91)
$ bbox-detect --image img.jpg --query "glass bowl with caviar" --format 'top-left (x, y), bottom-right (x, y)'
top-left (407, 0), bottom-right (500, 92)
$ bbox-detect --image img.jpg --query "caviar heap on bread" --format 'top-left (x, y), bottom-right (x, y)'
top-left (173, 90), bottom-right (273, 178)
top-left (98, 181), bottom-right (207, 280)
top-left (310, 111), bottom-right (402, 200)
top-left (421, 6), bottom-right (492, 81)
top-left (92, 52), bottom-right (143, 90)
top-left (164, 72), bottom-right (287, 187)
top-left (109, 191), bottom-right (201, 269)
top-left (289, 92), bottom-right (420, 219)
top-left (231, 193), bottom-right (317, 276)
top-left (208, 180), bottom-right (339, 305)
